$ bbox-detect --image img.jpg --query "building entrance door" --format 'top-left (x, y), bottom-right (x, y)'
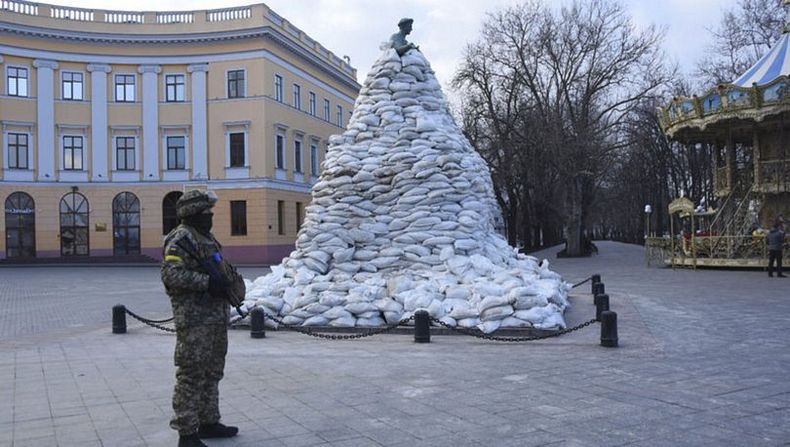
top-left (4, 192), bottom-right (36, 258)
top-left (60, 192), bottom-right (89, 256)
top-left (112, 192), bottom-right (140, 255)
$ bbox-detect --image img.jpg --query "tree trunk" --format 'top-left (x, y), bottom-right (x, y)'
top-left (564, 176), bottom-right (585, 256)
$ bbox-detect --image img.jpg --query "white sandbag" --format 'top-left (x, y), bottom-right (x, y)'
top-left (345, 301), bottom-right (378, 315)
top-left (375, 298), bottom-right (403, 312)
top-left (281, 315), bottom-right (305, 325)
top-left (303, 315), bottom-right (329, 326)
top-left (480, 304), bottom-right (513, 321)
top-left (357, 317), bottom-right (385, 327)
top-left (383, 311), bottom-right (405, 325)
top-left (500, 316), bottom-right (531, 328)
top-left (457, 317), bottom-right (481, 328)
top-left (439, 316), bottom-right (457, 327)
top-left (477, 320), bottom-right (501, 334)
top-left (329, 316), bottom-right (357, 327)
top-left (426, 299), bottom-right (445, 318)
top-left (477, 296), bottom-right (513, 313)
top-left (283, 287), bottom-right (301, 306)
top-left (323, 306), bottom-right (353, 320)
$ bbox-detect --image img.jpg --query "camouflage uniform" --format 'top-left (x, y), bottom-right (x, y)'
top-left (162, 191), bottom-right (229, 436)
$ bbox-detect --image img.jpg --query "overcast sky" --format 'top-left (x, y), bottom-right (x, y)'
top-left (46, 0), bottom-right (742, 89)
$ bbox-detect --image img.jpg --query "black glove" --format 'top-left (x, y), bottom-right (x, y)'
top-left (208, 274), bottom-right (230, 299)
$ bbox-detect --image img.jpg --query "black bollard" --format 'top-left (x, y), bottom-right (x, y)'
top-left (250, 307), bottom-right (266, 339)
top-left (600, 311), bottom-right (618, 347)
top-left (595, 294), bottom-right (610, 321)
top-left (592, 282), bottom-right (605, 297)
top-left (414, 310), bottom-right (430, 343)
top-left (112, 305), bottom-right (127, 334)
top-left (590, 274), bottom-right (601, 294)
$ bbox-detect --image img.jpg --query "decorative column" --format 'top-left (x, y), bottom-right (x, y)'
top-left (138, 65), bottom-right (161, 181)
top-left (87, 64), bottom-right (111, 181)
top-left (188, 64), bottom-right (208, 180)
top-left (712, 142), bottom-right (720, 193)
top-left (752, 129), bottom-right (761, 188)
top-left (726, 134), bottom-right (735, 191)
top-left (33, 59), bottom-right (58, 181)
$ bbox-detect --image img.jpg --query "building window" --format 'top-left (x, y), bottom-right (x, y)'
top-left (229, 132), bottom-right (245, 167)
top-left (294, 138), bottom-right (303, 173)
top-left (292, 84), bottom-right (301, 110)
top-left (296, 202), bottom-right (303, 232)
top-left (7, 133), bottom-right (29, 169)
top-left (275, 133), bottom-right (285, 169)
top-left (230, 201), bottom-right (247, 236)
top-left (336, 105), bottom-right (344, 127)
top-left (162, 191), bottom-right (183, 235)
top-left (274, 74), bottom-right (283, 102)
top-left (167, 136), bottom-right (186, 170)
top-left (323, 99), bottom-right (330, 121)
top-left (227, 70), bottom-right (245, 98)
top-left (62, 72), bottom-right (83, 101)
top-left (7, 67), bottom-right (28, 97)
top-left (116, 137), bottom-right (135, 171)
top-left (165, 74), bottom-right (185, 102)
top-left (309, 92), bottom-right (316, 116)
top-left (115, 74), bottom-right (135, 102)
top-left (310, 142), bottom-right (319, 176)
top-left (277, 200), bottom-right (285, 235)
top-left (63, 136), bottom-right (83, 170)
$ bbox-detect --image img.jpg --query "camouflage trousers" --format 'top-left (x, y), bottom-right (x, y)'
top-left (170, 324), bottom-right (228, 435)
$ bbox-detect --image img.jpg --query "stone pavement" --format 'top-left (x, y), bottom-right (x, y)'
top-left (1, 241), bottom-right (789, 446)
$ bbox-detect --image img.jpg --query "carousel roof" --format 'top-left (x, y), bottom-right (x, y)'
top-left (732, 31), bottom-right (790, 87)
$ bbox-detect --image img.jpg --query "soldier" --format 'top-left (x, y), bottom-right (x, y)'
top-left (161, 190), bottom-right (240, 447)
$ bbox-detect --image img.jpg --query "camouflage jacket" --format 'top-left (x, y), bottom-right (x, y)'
top-left (161, 224), bottom-right (229, 328)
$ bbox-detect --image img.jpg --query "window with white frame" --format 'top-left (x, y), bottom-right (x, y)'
top-left (7, 67), bottom-right (28, 97)
top-left (309, 92), bottom-right (316, 116)
top-left (165, 74), bottom-right (185, 102)
top-left (323, 99), bottom-right (330, 121)
top-left (294, 137), bottom-right (303, 173)
top-left (310, 142), bottom-right (319, 176)
top-left (116, 136), bottom-right (135, 171)
top-left (229, 133), bottom-right (245, 167)
top-left (336, 105), bottom-right (343, 127)
top-left (227, 70), bottom-right (245, 98)
top-left (62, 72), bottom-right (83, 101)
top-left (115, 74), bottom-right (135, 102)
top-left (63, 136), bottom-right (84, 170)
top-left (275, 133), bottom-right (285, 170)
top-left (7, 133), bottom-right (29, 169)
top-left (167, 136), bottom-right (186, 170)
top-left (274, 75), bottom-right (283, 102)
top-left (293, 84), bottom-right (301, 110)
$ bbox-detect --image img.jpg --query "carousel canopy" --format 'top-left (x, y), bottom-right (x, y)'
top-left (732, 31), bottom-right (790, 87)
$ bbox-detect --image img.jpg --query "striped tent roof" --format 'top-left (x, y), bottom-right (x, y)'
top-left (733, 32), bottom-right (790, 87)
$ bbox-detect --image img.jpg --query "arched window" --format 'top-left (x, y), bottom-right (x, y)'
top-left (162, 191), bottom-right (183, 235)
top-left (4, 192), bottom-right (36, 258)
top-left (60, 192), bottom-right (89, 256)
top-left (112, 192), bottom-right (141, 255)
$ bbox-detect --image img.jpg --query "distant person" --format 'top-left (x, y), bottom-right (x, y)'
top-left (161, 190), bottom-right (245, 447)
top-left (767, 220), bottom-right (787, 278)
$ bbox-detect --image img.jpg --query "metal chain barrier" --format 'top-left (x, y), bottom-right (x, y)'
top-left (261, 311), bottom-right (415, 340)
top-left (124, 308), bottom-right (177, 333)
top-left (430, 316), bottom-right (598, 342)
top-left (571, 276), bottom-right (593, 288)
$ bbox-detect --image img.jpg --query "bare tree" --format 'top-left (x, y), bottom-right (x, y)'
top-left (696, 0), bottom-right (785, 86)
top-left (455, 0), bottom-right (672, 255)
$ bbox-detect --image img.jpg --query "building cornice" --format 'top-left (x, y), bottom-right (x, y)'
top-left (0, 21), bottom-right (360, 92)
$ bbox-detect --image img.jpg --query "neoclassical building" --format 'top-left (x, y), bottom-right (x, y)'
top-left (0, 1), bottom-right (359, 262)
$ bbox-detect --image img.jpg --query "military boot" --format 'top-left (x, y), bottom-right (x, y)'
top-left (198, 422), bottom-right (239, 438)
top-left (178, 433), bottom-right (208, 447)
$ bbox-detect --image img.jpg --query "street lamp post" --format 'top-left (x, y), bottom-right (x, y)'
top-left (644, 204), bottom-right (653, 267)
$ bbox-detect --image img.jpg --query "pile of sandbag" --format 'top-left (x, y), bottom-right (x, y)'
top-left (242, 48), bottom-right (570, 333)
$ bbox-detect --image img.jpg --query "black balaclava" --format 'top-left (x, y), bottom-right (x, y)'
top-left (185, 212), bottom-right (213, 236)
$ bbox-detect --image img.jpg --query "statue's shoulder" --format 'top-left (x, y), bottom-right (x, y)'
top-left (390, 32), bottom-right (405, 44)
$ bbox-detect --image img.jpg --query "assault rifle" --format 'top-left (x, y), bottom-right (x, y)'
top-left (174, 238), bottom-right (248, 319)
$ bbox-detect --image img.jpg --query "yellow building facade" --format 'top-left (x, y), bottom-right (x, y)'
top-left (0, 1), bottom-right (359, 263)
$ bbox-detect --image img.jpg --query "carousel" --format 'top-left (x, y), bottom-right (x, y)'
top-left (650, 6), bottom-right (790, 268)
